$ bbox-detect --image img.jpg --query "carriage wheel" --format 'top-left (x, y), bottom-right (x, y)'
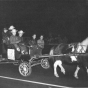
top-left (19, 62), bottom-right (32, 77)
top-left (41, 58), bottom-right (50, 69)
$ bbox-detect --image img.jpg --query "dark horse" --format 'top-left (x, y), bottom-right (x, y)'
top-left (49, 37), bottom-right (88, 79)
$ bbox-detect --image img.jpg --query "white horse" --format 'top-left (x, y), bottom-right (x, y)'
top-left (49, 37), bottom-right (88, 78)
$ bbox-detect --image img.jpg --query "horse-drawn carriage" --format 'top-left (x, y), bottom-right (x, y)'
top-left (0, 37), bottom-right (50, 77)
top-left (1, 30), bottom-right (88, 79)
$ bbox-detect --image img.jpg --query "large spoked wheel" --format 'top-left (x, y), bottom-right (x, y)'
top-left (41, 58), bottom-right (50, 69)
top-left (19, 62), bottom-right (32, 77)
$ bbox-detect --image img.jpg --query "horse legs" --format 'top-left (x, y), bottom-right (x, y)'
top-left (54, 61), bottom-right (59, 77)
top-left (54, 60), bottom-right (65, 77)
top-left (74, 65), bottom-right (80, 79)
top-left (83, 61), bottom-right (88, 77)
top-left (81, 64), bottom-right (88, 77)
top-left (86, 67), bottom-right (88, 75)
top-left (77, 61), bottom-right (88, 78)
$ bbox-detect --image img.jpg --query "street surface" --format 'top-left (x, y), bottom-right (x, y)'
top-left (0, 63), bottom-right (88, 88)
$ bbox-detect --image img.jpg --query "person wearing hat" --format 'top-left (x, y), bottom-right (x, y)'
top-left (8, 25), bottom-right (15, 37)
top-left (37, 35), bottom-right (44, 55)
top-left (17, 30), bottom-right (27, 54)
top-left (9, 29), bottom-right (20, 51)
top-left (9, 25), bottom-right (15, 30)
top-left (29, 34), bottom-right (37, 57)
top-left (18, 30), bottom-right (24, 43)
top-left (2, 28), bottom-right (9, 44)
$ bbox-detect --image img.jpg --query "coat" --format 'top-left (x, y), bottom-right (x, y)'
top-left (37, 39), bottom-right (44, 49)
top-left (9, 35), bottom-right (20, 49)
top-left (2, 31), bottom-right (9, 45)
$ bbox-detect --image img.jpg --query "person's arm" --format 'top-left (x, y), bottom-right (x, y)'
top-left (37, 40), bottom-right (44, 48)
top-left (9, 36), bottom-right (20, 44)
top-left (41, 40), bottom-right (44, 48)
top-left (9, 36), bottom-right (15, 44)
top-left (16, 37), bottom-right (21, 43)
top-left (21, 37), bottom-right (23, 42)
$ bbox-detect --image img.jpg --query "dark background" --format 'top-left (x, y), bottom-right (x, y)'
top-left (0, 0), bottom-right (88, 42)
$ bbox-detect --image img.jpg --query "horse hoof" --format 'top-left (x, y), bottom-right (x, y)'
top-left (55, 75), bottom-right (59, 78)
top-left (74, 75), bottom-right (78, 79)
top-left (63, 71), bottom-right (65, 74)
top-left (75, 76), bottom-right (78, 79)
top-left (86, 69), bottom-right (88, 77)
top-left (61, 69), bottom-right (65, 74)
top-left (54, 73), bottom-right (59, 78)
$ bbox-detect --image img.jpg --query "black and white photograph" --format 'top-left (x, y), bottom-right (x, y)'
top-left (0, 0), bottom-right (88, 88)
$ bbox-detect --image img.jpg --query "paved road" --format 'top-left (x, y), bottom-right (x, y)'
top-left (0, 63), bottom-right (88, 88)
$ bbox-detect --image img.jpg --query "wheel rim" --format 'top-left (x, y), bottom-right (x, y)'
top-left (41, 59), bottom-right (50, 69)
top-left (19, 62), bottom-right (31, 76)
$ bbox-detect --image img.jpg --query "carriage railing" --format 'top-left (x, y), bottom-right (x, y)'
top-left (37, 53), bottom-right (88, 58)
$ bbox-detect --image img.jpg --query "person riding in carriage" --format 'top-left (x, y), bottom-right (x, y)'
top-left (18, 30), bottom-right (28, 54)
top-left (29, 34), bottom-right (44, 58)
top-left (18, 30), bottom-right (24, 43)
top-left (28, 34), bottom-right (38, 57)
top-left (37, 35), bottom-right (44, 55)
top-left (2, 28), bottom-right (10, 58)
top-left (8, 25), bottom-right (15, 37)
top-left (2, 26), bottom-right (16, 59)
top-left (2, 28), bottom-right (9, 45)
top-left (9, 28), bottom-right (20, 52)
top-left (31, 34), bottom-right (37, 46)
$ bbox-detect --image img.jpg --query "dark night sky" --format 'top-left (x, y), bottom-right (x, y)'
top-left (0, 0), bottom-right (88, 42)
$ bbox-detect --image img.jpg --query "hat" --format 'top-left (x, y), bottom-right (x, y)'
top-left (32, 34), bottom-right (36, 37)
top-left (3, 28), bottom-right (8, 33)
top-left (9, 25), bottom-right (15, 30)
top-left (18, 30), bottom-right (24, 34)
top-left (40, 35), bottom-right (43, 37)
top-left (40, 35), bottom-right (43, 38)
top-left (11, 29), bottom-right (17, 33)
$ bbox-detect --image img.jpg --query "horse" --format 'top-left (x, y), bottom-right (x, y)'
top-left (49, 43), bottom-right (72, 77)
top-left (49, 37), bottom-right (88, 79)
top-left (70, 37), bottom-right (88, 79)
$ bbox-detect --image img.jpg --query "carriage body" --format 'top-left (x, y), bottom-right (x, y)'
top-left (0, 37), bottom-right (50, 77)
